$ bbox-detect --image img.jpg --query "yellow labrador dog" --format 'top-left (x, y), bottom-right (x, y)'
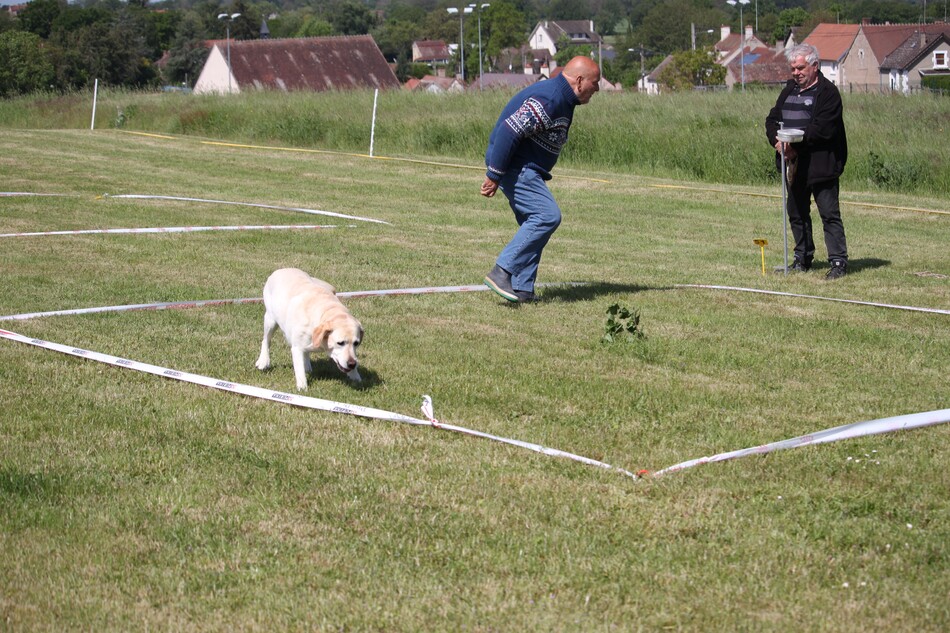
top-left (255, 268), bottom-right (363, 389)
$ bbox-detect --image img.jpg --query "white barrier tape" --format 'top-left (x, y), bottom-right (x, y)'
top-left (0, 327), bottom-right (425, 425)
top-left (0, 328), bottom-right (639, 481)
top-left (2, 283), bottom-right (593, 322)
top-left (0, 285), bottom-right (495, 322)
top-left (0, 192), bottom-right (71, 197)
top-left (676, 284), bottom-right (950, 316)
top-left (99, 194), bottom-right (391, 225)
top-left (0, 224), bottom-right (343, 238)
top-left (652, 408), bottom-right (950, 477)
top-left (0, 297), bottom-right (264, 322)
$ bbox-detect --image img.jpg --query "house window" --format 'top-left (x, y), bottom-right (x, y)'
top-left (934, 50), bottom-right (948, 69)
top-left (858, 48), bottom-right (866, 69)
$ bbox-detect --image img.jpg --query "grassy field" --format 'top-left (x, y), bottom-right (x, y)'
top-left (1, 107), bottom-right (949, 630)
top-left (1, 87), bottom-right (948, 196)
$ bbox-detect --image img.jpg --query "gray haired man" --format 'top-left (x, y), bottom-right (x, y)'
top-left (765, 43), bottom-right (850, 279)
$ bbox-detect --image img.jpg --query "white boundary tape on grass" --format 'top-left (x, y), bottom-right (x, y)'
top-left (676, 284), bottom-right (950, 316)
top-left (0, 327), bottom-right (639, 481)
top-left (0, 224), bottom-right (344, 238)
top-left (2, 281), bottom-right (947, 482)
top-left (0, 192), bottom-right (71, 197)
top-left (98, 194), bottom-right (391, 225)
top-left (651, 408), bottom-right (950, 477)
top-left (0, 284), bottom-right (493, 322)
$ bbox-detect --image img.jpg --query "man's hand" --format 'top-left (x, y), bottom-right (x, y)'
top-left (774, 141), bottom-right (798, 160)
top-left (481, 177), bottom-right (499, 198)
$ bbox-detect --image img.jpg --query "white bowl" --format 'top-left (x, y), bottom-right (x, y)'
top-left (777, 128), bottom-right (804, 143)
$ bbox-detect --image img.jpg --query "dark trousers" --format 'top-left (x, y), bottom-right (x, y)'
top-left (786, 177), bottom-right (848, 263)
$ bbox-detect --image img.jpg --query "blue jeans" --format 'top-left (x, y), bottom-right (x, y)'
top-left (496, 166), bottom-right (562, 293)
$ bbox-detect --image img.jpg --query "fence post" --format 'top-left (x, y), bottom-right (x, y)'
top-left (369, 88), bottom-right (379, 157)
top-left (90, 78), bottom-right (98, 130)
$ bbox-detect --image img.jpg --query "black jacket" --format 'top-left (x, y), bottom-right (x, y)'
top-left (765, 72), bottom-right (848, 185)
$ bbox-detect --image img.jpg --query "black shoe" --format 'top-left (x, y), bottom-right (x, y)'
top-left (514, 290), bottom-right (537, 303)
top-left (790, 256), bottom-right (812, 272)
top-left (825, 259), bottom-right (847, 280)
top-left (484, 265), bottom-right (518, 302)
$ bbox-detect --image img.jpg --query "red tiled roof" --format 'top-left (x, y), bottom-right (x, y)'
top-left (540, 20), bottom-right (603, 45)
top-left (471, 73), bottom-right (544, 90)
top-left (716, 33), bottom-right (743, 54)
top-left (728, 47), bottom-right (789, 84)
top-left (880, 26), bottom-right (950, 70)
top-left (223, 36), bottom-right (399, 92)
top-left (413, 40), bottom-right (451, 62)
top-left (802, 23), bottom-right (859, 62)
top-left (861, 23), bottom-right (946, 61)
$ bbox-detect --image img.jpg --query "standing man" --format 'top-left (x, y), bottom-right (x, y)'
top-left (766, 43), bottom-right (850, 280)
top-left (481, 56), bottom-right (601, 302)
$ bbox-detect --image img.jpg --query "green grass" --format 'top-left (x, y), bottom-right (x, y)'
top-left (0, 119), bottom-right (948, 631)
top-left (2, 87), bottom-right (949, 196)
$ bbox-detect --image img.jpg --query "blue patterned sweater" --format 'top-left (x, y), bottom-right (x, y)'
top-left (484, 73), bottom-right (579, 182)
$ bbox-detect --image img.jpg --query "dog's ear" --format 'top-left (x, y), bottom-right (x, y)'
top-left (357, 324), bottom-right (364, 344)
top-left (312, 323), bottom-right (331, 349)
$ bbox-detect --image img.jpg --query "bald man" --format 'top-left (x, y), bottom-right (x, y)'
top-left (482, 56), bottom-right (601, 303)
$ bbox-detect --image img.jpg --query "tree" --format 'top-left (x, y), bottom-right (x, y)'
top-left (264, 10), bottom-right (302, 39)
top-left (394, 50), bottom-right (413, 81)
top-left (328, 0), bottom-right (376, 35)
top-left (549, 0), bottom-right (590, 20)
top-left (17, 0), bottom-right (66, 39)
top-left (296, 16), bottom-right (334, 37)
top-left (49, 11), bottom-right (158, 89)
top-left (164, 11), bottom-right (210, 86)
top-left (483, 1), bottom-right (527, 71)
top-left (372, 19), bottom-right (421, 61)
top-left (554, 35), bottom-right (595, 67)
top-left (772, 7), bottom-right (807, 43)
top-left (221, 1), bottom-right (261, 41)
top-left (657, 48), bottom-right (725, 91)
top-left (594, 0), bottom-right (626, 36)
top-left (634, 0), bottom-right (724, 56)
top-left (0, 31), bottom-right (56, 96)
top-left (0, 10), bottom-right (14, 36)
top-left (847, 0), bottom-right (919, 24)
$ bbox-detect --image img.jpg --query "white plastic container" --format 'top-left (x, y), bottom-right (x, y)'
top-left (777, 128), bottom-right (804, 143)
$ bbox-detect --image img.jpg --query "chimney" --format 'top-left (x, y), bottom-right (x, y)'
top-left (721, 25), bottom-right (731, 42)
top-left (745, 25), bottom-right (754, 42)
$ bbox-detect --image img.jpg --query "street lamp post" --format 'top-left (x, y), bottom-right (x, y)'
top-left (446, 6), bottom-right (473, 83)
top-left (628, 46), bottom-right (649, 92)
top-left (727, 0), bottom-right (750, 91)
top-left (217, 12), bottom-right (241, 94)
top-left (691, 23), bottom-right (715, 51)
top-left (468, 3), bottom-right (490, 90)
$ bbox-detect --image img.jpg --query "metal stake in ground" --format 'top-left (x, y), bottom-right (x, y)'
top-left (776, 126), bottom-right (804, 275)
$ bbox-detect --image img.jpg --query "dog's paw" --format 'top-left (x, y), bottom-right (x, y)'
top-left (255, 356), bottom-right (270, 371)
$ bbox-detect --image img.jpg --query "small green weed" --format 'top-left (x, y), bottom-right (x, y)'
top-left (602, 303), bottom-right (646, 343)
